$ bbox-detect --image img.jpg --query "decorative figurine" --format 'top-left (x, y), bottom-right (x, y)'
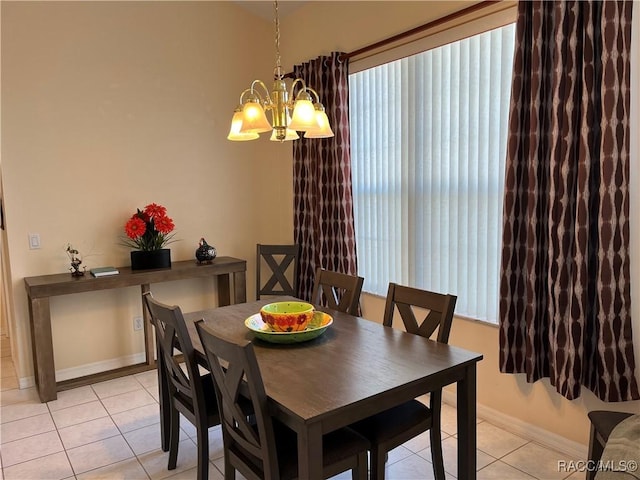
top-left (66, 244), bottom-right (85, 276)
top-left (195, 238), bottom-right (217, 264)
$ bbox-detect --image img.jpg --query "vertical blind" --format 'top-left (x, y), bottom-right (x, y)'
top-left (349, 23), bottom-right (515, 322)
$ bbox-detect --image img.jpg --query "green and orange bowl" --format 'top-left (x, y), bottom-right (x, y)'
top-left (259, 301), bottom-right (315, 332)
top-left (245, 311), bottom-right (333, 344)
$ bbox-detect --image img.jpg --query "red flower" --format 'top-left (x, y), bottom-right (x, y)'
top-left (125, 217), bottom-right (146, 239)
top-left (122, 203), bottom-right (177, 251)
top-left (154, 215), bottom-right (175, 234)
top-left (144, 203), bottom-right (167, 219)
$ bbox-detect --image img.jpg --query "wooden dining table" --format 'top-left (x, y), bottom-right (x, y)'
top-left (181, 297), bottom-right (483, 480)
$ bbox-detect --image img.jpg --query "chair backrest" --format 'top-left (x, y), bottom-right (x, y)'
top-left (383, 283), bottom-right (457, 344)
top-left (256, 244), bottom-right (300, 300)
top-left (310, 268), bottom-right (364, 316)
top-left (195, 320), bottom-right (280, 479)
top-left (143, 292), bottom-right (208, 418)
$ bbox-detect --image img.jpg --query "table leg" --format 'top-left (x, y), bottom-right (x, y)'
top-left (218, 274), bottom-right (231, 306)
top-left (233, 271), bottom-right (246, 304)
top-left (457, 363), bottom-right (477, 480)
top-left (297, 422), bottom-right (323, 480)
top-left (28, 297), bottom-right (57, 402)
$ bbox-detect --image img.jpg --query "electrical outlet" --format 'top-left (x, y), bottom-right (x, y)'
top-left (133, 316), bottom-right (144, 331)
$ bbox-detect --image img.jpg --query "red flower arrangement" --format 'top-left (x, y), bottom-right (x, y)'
top-left (123, 203), bottom-right (176, 251)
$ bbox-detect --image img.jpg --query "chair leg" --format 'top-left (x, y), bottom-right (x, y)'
top-left (369, 446), bottom-right (387, 480)
top-left (352, 451), bottom-right (368, 480)
top-left (430, 426), bottom-right (446, 480)
top-left (224, 451), bottom-right (235, 480)
top-left (158, 357), bottom-right (171, 452)
top-left (586, 424), bottom-right (603, 480)
top-left (196, 423), bottom-right (209, 480)
top-left (168, 406), bottom-right (180, 470)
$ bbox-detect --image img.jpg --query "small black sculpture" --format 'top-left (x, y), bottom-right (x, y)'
top-left (195, 238), bottom-right (217, 264)
top-left (66, 244), bottom-right (85, 276)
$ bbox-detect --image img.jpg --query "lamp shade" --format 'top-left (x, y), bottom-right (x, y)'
top-left (228, 110), bottom-right (259, 141)
top-left (240, 101), bottom-right (272, 134)
top-left (288, 97), bottom-right (317, 131)
top-left (304, 109), bottom-right (335, 138)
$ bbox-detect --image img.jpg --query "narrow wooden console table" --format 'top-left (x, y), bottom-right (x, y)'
top-left (24, 256), bottom-right (247, 402)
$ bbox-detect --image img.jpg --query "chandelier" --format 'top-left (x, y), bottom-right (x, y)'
top-left (227, 0), bottom-right (334, 142)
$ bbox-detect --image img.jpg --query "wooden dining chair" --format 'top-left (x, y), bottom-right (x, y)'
top-left (143, 292), bottom-right (221, 480)
top-left (310, 268), bottom-right (364, 316)
top-left (256, 244), bottom-right (300, 300)
top-left (350, 283), bottom-right (457, 480)
top-left (195, 320), bottom-right (370, 480)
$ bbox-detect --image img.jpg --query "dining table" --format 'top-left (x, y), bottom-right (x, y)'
top-left (181, 296), bottom-right (483, 480)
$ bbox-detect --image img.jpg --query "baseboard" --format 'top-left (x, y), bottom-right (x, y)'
top-left (19, 376), bottom-right (34, 390)
top-left (18, 353), bottom-right (147, 391)
top-left (442, 390), bottom-right (588, 460)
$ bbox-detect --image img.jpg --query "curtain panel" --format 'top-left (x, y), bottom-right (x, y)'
top-left (292, 52), bottom-right (359, 302)
top-left (499, 0), bottom-right (638, 401)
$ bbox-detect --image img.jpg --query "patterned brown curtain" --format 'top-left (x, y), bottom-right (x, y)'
top-left (292, 52), bottom-right (358, 302)
top-left (499, 1), bottom-right (638, 401)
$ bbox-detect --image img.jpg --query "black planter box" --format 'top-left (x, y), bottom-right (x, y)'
top-left (130, 249), bottom-right (171, 271)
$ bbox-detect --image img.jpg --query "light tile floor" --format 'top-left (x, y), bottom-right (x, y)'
top-left (0, 335), bottom-right (586, 479)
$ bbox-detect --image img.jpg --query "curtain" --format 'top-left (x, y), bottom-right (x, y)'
top-left (499, 0), bottom-right (638, 401)
top-left (292, 52), bottom-right (358, 302)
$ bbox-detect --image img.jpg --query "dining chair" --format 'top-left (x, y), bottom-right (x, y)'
top-left (350, 283), bottom-right (457, 480)
top-left (586, 410), bottom-right (635, 480)
top-left (195, 320), bottom-right (370, 480)
top-left (256, 244), bottom-right (300, 300)
top-left (310, 268), bottom-right (364, 316)
top-left (143, 292), bottom-right (220, 480)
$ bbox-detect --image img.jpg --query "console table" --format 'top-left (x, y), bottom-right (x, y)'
top-left (24, 256), bottom-right (247, 402)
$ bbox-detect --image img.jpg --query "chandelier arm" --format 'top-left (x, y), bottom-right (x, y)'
top-left (304, 87), bottom-right (321, 104)
top-left (238, 88), bottom-right (256, 104)
top-left (288, 78), bottom-right (308, 101)
top-left (250, 80), bottom-right (274, 107)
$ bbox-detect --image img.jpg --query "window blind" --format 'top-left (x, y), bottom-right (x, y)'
top-left (350, 23), bottom-right (515, 323)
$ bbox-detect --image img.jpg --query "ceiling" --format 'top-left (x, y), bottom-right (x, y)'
top-left (232, 1), bottom-right (307, 21)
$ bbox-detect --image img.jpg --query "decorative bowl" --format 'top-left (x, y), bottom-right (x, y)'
top-left (245, 311), bottom-right (333, 344)
top-left (259, 301), bottom-right (315, 332)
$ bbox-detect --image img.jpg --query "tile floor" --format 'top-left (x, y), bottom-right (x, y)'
top-left (0, 334), bottom-right (586, 479)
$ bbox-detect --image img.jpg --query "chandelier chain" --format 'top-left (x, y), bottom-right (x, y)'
top-left (273, 0), bottom-right (283, 79)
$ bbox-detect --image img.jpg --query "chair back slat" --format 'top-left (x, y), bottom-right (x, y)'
top-left (256, 244), bottom-right (300, 300)
top-left (394, 302), bottom-right (420, 335)
top-left (418, 311), bottom-right (445, 339)
top-left (382, 283), bottom-right (457, 344)
top-left (311, 268), bottom-right (364, 315)
top-left (196, 321), bottom-right (280, 479)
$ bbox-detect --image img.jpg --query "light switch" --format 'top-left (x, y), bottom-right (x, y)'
top-left (28, 233), bottom-right (41, 249)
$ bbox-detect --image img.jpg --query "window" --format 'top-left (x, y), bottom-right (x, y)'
top-left (349, 23), bottom-right (516, 323)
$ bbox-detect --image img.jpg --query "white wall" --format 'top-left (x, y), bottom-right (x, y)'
top-left (1, 1), bottom-right (294, 380)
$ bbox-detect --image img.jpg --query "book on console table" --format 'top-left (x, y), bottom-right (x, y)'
top-left (90, 267), bottom-right (120, 277)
